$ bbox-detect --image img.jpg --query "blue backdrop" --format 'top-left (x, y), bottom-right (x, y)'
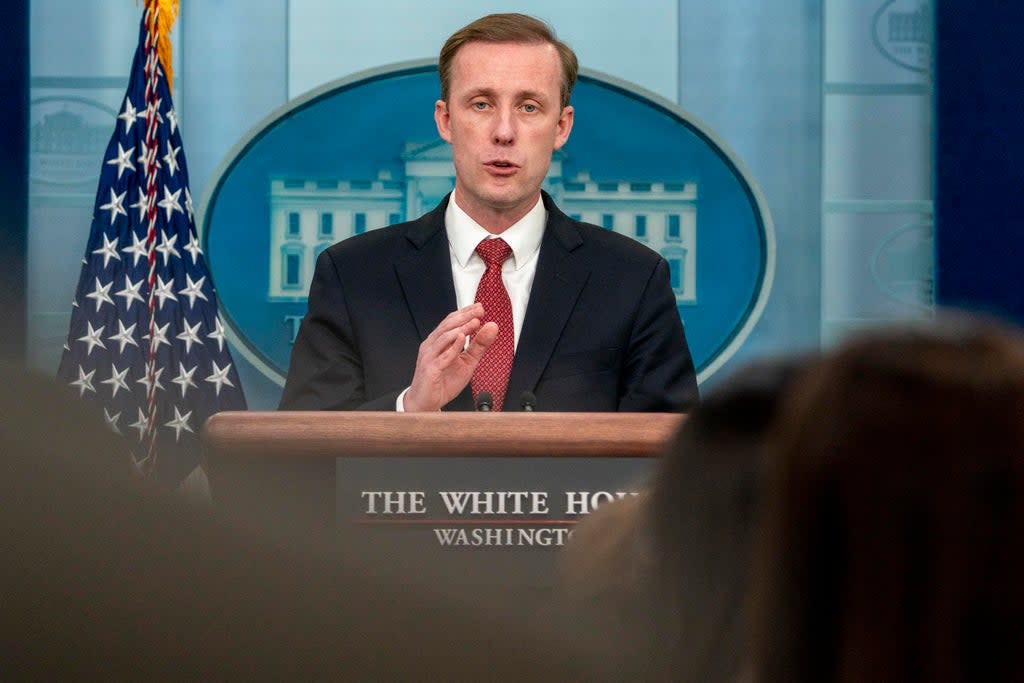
top-left (6, 2), bottom-right (1018, 408)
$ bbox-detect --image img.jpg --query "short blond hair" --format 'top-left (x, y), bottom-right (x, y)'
top-left (438, 13), bottom-right (579, 109)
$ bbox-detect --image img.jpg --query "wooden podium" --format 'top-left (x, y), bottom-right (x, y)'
top-left (203, 411), bottom-right (683, 459)
top-left (202, 411), bottom-right (685, 584)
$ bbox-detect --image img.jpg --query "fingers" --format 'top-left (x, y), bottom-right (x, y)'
top-left (463, 321), bottom-right (499, 360)
top-left (405, 305), bottom-right (505, 412)
top-left (405, 305), bottom-right (486, 412)
top-left (436, 325), bottom-right (476, 367)
top-left (425, 317), bottom-right (482, 365)
top-left (420, 303), bottom-right (485, 363)
top-left (424, 303), bottom-right (484, 346)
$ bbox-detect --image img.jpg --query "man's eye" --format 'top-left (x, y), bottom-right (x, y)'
top-left (522, 104), bottom-right (537, 113)
top-left (472, 102), bottom-right (488, 110)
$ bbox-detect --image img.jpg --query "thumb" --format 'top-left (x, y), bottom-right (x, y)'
top-left (464, 321), bottom-right (499, 360)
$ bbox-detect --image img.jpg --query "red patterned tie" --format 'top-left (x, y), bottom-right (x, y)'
top-left (471, 238), bottom-right (514, 411)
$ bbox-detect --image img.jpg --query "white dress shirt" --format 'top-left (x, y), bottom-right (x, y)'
top-left (397, 194), bottom-right (547, 410)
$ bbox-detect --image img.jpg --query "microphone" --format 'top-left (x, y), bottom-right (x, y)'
top-left (475, 391), bottom-right (494, 412)
top-left (519, 391), bottom-right (537, 412)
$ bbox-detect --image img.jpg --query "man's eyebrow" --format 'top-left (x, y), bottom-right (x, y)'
top-left (463, 87), bottom-right (550, 102)
top-left (517, 89), bottom-right (547, 102)
top-left (466, 87), bottom-right (497, 99)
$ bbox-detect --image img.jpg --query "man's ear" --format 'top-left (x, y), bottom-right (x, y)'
top-left (553, 105), bottom-right (574, 151)
top-left (435, 100), bottom-right (452, 143)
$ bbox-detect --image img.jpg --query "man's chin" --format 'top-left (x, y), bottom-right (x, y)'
top-left (478, 188), bottom-right (540, 211)
top-left (455, 182), bottom-right (542, 216)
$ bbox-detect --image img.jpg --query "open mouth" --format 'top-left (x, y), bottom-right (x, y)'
top-left (485, 161), bottom-right (518, 178)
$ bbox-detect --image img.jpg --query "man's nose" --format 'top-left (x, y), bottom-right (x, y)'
top-left (492, 107), bottom-right (515, 145)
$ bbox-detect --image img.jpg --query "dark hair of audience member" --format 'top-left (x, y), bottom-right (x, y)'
top-left (643, 356), bottom-right (810, 681)
top-left (748, 317), bottom-right (1024, 682)
top-left (0, 364), bottom-right (597, 680)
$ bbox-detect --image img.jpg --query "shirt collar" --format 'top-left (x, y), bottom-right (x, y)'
top-left (446, 194), bottom-right (546, 271)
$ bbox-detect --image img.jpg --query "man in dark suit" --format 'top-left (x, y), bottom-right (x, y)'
top-left (280, 13), bottom-right (698, 413)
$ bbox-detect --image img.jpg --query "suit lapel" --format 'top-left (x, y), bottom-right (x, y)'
top-left (393, 196), bottom-right (474, 411)
top-left (393, 197), bottom-right (457, 341)
top-left (506, 196), bottom-right (590, 402)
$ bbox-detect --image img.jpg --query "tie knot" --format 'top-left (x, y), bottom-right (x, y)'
top-left (475, 238), bottom-right (512, 267)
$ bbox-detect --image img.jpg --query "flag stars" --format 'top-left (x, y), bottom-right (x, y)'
top-left (108, 320), bottom-right (139, 353)
top-left (152, 275), bottom-right (178, 310)
top-left (163, 141), bottom-right (181, 177)
top-left (205, 361), bottom-right (235, 397)
top-left (143, 321), bottom-right (171, 352)
top-left (130, 189), bottom-right (151, 223)
top-left (103, 408), bottom-right (122, 435)
top-left (91, 233), bottom-right (121, 269)
top-left (137, 141), bottom-right (160, 176)
top-left (158, 185), bottom-right (183, 222)
top-left (166, 108), bottom-right (178, 135)
top-left (178, 274), bottom-right (208, 309)
top-left (101, 363), bottom-right (131, 398)
top-left (155, 230), bottom-right (181, 265)
top-left (77, 321), bottom-right (106, 356)
top-left (172, 362), bottom-right (198, 399)
top-left (183, 233), bottom-right (203, 264)
top-left (176, 320), bottom-right (204, 354)
top-left (136, 366), bottom-right (165, 395)
top-left (85, 277), bottom-right (114, 312)
top-left (129, 408), bottom-right (149, 442)
top-left (115, 274), bottom-right (145, 310)
top-left (122, 230), bottom-right (150, 267)
top-left (118, 97), bottom-right (139, 134)
top-left (164, 406), bottom-right (194, 442)
top-left (208, 317), bottom-right (227, 352)
top-left (99, 188), bottom-right (127, 225)
top-left (184, 187), bottom-right (195, 222)
top-left (70, 366), bottom-right (97, 397)
top-left (105, 143), bottom-right (136, 180)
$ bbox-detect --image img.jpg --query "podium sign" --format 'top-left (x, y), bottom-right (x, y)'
top-left (338, 455), bottom-right (654, 587)
top-left (205, 412), bottom-right (683, 587)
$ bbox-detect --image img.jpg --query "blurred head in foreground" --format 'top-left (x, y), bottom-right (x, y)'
top-left (558, 355), bottom-right (809, 681)
top-left (646, 355), bottom-right (810, 681)
top-left (749, 315), bottom-right (1024, 682)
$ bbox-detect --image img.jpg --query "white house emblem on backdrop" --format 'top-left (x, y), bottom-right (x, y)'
top-left (267, 141), bottom-right (698, 306)
top-left (872, 0), bottom-right (931, 72)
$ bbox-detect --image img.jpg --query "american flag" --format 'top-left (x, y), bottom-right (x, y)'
top-left (57, 3), bottom-right (246, 485)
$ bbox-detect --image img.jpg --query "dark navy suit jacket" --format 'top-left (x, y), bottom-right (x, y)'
top-left (279, 192), bottom-right (699, 412)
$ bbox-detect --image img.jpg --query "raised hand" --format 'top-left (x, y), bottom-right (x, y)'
top-left (403, 303), bottom-right (499, 412)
